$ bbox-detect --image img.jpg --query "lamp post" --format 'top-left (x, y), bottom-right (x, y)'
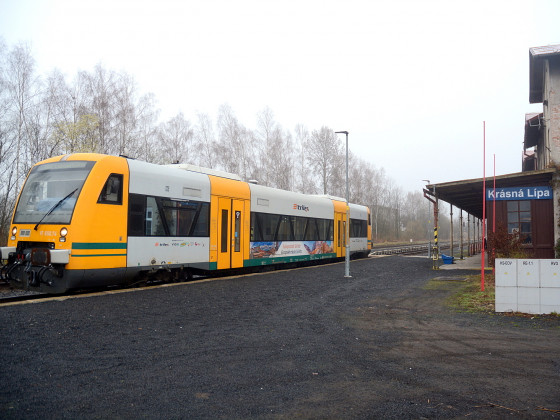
top-left (335, 130), bottom-right (351, 278)
top-left (422, 179), bottom-right (431, 257)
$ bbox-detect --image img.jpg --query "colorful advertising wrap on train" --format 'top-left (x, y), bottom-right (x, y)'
top-left (486, 186), bottom-right (552, 200)
top-left (250, 241), bottom-right (333, 259)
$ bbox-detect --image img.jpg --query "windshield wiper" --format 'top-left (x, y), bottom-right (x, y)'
top-left (34, 188), bottom-right (78, 231)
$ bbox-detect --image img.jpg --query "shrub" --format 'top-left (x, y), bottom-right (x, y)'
top-left (487, 223), bottom-right (528, 267)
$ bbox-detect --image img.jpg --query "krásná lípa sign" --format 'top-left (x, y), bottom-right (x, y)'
top-left (486, 186), bottom-right (552, 201)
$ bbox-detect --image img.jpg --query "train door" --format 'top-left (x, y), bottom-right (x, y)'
top-left (217, 197), bottom-right (245, 270)
top-left (334, 211), bottom-right (347, 258)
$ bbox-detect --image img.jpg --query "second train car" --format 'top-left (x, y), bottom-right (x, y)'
top-left (0, 153), bottom-right (372, 293)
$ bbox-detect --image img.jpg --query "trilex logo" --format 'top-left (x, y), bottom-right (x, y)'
top-left (293, 204), bottom-right (309, 212)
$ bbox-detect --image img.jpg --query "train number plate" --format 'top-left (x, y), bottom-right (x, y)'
top-left (19, 229), bottom-right (31, 237)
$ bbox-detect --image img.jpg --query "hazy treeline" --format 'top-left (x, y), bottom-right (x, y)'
top-left (0, 40), bottom-right (440, 243)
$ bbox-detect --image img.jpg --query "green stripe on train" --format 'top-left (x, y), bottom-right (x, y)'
top-left (244, 253), bottom-right (337, 267)
top-left (72, 253), bottom-right (127, 257)
top-left (72, 243), bottom-right (128, 250)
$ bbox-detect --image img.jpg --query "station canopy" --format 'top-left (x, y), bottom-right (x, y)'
top-left (425, 168), bottom-right (555, 220)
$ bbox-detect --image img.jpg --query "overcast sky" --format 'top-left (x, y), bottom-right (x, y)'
top-left (1, 0), bottom-right (558, 192)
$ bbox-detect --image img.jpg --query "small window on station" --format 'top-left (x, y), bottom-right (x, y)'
top-left (507, 200), bottom-right (532, 244)
top-left (98, 174), bottom-right (123, 204)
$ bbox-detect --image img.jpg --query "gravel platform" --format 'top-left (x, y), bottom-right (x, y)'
top-left (1, 256), bottom-right (559, 419)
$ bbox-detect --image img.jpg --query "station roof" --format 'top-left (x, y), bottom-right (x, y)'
top-left (425, 168), bottom-right (555, 219)
top-left (529, 44), bottom-right (560, 103)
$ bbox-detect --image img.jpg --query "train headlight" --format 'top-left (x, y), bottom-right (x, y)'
top-left (11, 227), bottom-right (17, 240)
top-left (59, 227), bottom-right (68, 242)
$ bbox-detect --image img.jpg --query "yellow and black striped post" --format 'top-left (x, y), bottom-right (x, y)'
top-left (423, 186), bottom-right (439, 270)
top-left (432, 226), bottom-right (439, 270)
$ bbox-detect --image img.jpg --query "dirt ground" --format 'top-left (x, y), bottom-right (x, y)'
top-left (0, 256), bottom-right (559, 419)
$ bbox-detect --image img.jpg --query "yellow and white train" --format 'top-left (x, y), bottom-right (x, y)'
top-left (0, 153), bottom-right (372, 293)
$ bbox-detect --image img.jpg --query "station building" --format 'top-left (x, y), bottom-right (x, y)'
top-left (426, 44), bottom-right (560, 259)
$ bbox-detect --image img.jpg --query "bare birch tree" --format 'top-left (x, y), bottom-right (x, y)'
top-left (157, 112), bottom-right (194, 164)
top-left (254, 107), bottom-right (294, 189)
top-left (306, 126), bottom-right (342, 195)
top-left (216, 103), bottom-right (257, 179)
top-left (193, 112), bottom-right (216, 169)
top-left (113, 72), bottom-right (137, 156)
top-left (79, 64), bottom-right (118, 153)
top-left (293, 124), bottom-right (316, 194)
top-left (133, 92), bottom-right (160, 162)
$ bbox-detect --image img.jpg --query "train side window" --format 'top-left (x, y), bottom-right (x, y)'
top-left (350, 219), bottom-right (366, 237)
top-left (162, 200), bottom-right (179, 235)
top-left (146, 197), bottom-right (167, 236)
top-left (192, 203), bottom-right (210, 237)
top-left (250, 213), bottom-right (262, 241)
top-left (326, 220), bottom-right (334, 241)
top-left (128, 194), bottom-right (146, 236)
top-left (277, 216), bottom-right (294, 241)
top-left (261, 214), bottom-right (280, 242)
top-left (314, 219), bottom-right (333, 241)
top-left (305, 219), bottom-right (319, 241)
top-left (292, 216), bottom-right (306, 240)
top-left (98, 174), bottom-right (123, 204)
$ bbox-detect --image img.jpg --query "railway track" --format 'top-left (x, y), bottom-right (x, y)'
top-left (0, 284), bottom-right (47, 303)
top-left (0, 277), bottom-right (207, 304)
top-left (369, 242), bottom-right (452, 256)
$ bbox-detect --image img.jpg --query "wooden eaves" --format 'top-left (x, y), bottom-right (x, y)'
top-left (425, 168), bottom-right (556, 220)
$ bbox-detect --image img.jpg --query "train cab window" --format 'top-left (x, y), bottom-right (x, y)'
top-left (98, 174), bottom-right (123, 204)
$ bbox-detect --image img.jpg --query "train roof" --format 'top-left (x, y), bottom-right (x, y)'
top-left (165, 163), bottom-right (242, 181)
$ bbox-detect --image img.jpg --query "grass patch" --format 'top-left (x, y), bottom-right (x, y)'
top-left (426, 274), bottom-right (560, 322)
top-left (424, 275), bottom-right (496, 313)
top-left (446, 274), bottom-right (495, 313)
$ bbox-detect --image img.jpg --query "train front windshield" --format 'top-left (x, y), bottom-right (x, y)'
top-left (13, 161), bottom-right (95, 224)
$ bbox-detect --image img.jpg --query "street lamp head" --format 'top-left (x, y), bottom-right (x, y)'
top-left (335, 131), bottom-right (349, 135)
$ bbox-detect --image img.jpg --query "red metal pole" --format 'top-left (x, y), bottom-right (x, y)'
top-left (481, 121), bottom-right (486, 291)
top-left (493, 154), bottom-right (496, 275)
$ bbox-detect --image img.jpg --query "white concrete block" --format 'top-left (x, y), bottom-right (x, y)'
top-left (495, 259), bottom-right (517, 287)
top-left (518, 287), bottom-right (541, 314)
top-left (540, 259), bottom-right (560, 288)
top-left (495, 286), bottom-right (517, 312)
top-left (517, 259), bottom-right (540, 288)
top-left (540, 288), bottom-right (560, 314)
